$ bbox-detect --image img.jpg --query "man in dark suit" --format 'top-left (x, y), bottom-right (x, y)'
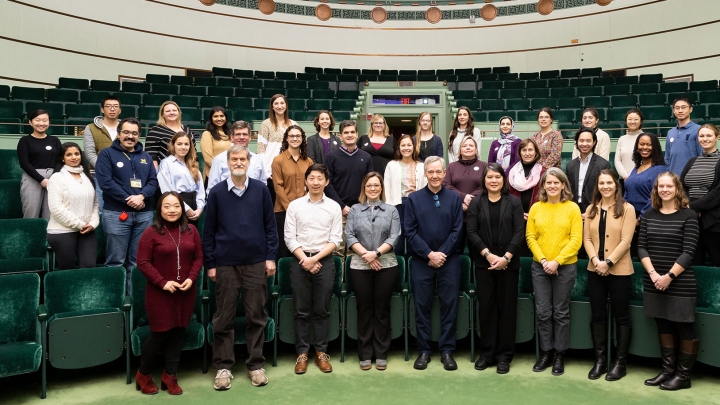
top-left (565, 127), bottom-right (611, 215)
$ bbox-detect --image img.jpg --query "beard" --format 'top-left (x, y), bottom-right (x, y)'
top-left (231, 169), bottom-right (246, 177)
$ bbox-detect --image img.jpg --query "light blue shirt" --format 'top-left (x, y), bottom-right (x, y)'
top-left (207, 150), bottom-right (266, 192)
top-left (157, 155), bottom-right (206, 211)
top-left (665, 120), bottom-right (702, 175)
top-left (226, 176), bottom-right (249, 198)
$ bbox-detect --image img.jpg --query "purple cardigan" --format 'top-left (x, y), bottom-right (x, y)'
top-left (487, 139), bottom-right (521, 173)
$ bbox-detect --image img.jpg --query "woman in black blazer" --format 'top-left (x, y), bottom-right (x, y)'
top-left (566, 127), bottom-right (611, 216)
top-left (680, 123), bottom-right (720, 266)
top-left (306, 110), bottom-right (340, 165)
top-left (466, 162), bottom-right (526, 375)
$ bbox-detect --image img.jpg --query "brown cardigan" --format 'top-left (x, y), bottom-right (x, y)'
top-left (583, 202), bottom-right (637, 276)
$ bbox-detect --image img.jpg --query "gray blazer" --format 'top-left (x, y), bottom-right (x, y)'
top-left (306, 133), bottom-right (341, 165)
top-left (345, 201), bottom-right (401, 253)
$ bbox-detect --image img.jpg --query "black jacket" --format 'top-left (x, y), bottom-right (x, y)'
top-left (680, 156), bottom-right (720, 232)
top-left (306, 133), bottom-right (340, 165)
top-left (466, 193), bottom-right (525, 271)
top-left (565, 153), bottom-right (611, 214)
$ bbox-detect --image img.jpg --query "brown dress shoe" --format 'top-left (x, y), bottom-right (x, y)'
top-left (315, 352), bottom-right (333, 373)
top-left (135, 370), bottom-right (158, 395)
top-left (295, 353), bottom-right (309, 374)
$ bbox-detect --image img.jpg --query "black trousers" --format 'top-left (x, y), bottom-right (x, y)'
top-left (475, 267), bottom-right (519, 363)
top-left (290, 255), bottom-right (335, 354)
top-left (587, 271), bottom-right (632, 328)
top-left (350, 266), bottom-right (398, 361)
top-left (139, 327), bottom-right (186, 375)
top-left (274, 211), bottom-right (291, 259)
top-left (178, 192), bottom-right (198, 229)
top-left (693, 229), bottom-right (720, 267)
top-left (47, 230), bottom-right (97, 270)
top-left (655, 318), bottom-right (697, 340)
top-left (267, 178), bottom-right (276, 205)
top-left (212, 263), bottom-right (268, 371)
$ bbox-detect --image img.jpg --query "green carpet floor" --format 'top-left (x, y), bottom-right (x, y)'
top-left (4, 348), bottom-right (720, 405)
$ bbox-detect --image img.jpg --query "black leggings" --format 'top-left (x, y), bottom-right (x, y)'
top-left (655, 318), bottom-right (697, 341)
top-left (47, 231), bottom-right (97, 270)
top-left (587, 271), bottom-right (632, 328)
top-left (139, 327), bottom-right (186, 375)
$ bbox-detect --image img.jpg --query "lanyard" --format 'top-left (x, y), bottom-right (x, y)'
top-left (122, 152), bottom-right (137, 177)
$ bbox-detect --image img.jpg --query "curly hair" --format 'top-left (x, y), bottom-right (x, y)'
top-left (631, 132), bottom-right (665, 168)
top-left (279, 125), bottom-right (308, 160)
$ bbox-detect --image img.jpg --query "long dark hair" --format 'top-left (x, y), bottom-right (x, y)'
top-left (279, 125), bottom-right (308, 160)
top-left (152, 191), bottom-right (190, 234)
top-left (587, 169), bottom-right (625, 219)
top-left (394, 134), bottom-right (419, 161)
top-left (58, 142), bottom-right (95, 189)
top-left (204, 106), bottom-right (231, 141)
top-left (448, 106), bottom-right (475, 153)
top-left (631, 132), bottom-right (665, 168)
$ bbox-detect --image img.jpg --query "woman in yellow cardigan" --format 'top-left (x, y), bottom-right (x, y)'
top-left (583, 169), bottom-right (636, 382)
top-left (526, 167), bottom-right (583, 377)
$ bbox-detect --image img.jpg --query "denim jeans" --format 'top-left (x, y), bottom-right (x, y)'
top-left (102, 209), bottom-right (154, 294)
top-left (95, 177), bottom-right (104, 214)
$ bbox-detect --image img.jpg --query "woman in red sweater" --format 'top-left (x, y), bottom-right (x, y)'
top-left (135, 191), bottom-right (203, 395)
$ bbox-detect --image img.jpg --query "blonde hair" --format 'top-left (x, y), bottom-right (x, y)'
top-left (651, 172), bottom-right (689, 211)
top-left (367, 114), bottom-right (389, 138)
top-left (414, 112), bottom-right (432, 157)
top-left (538, 167), bottom-right (574, 203)
top-left (157, 101), bottom-right (183, 127)
top-left (168, 131), bottom-right (200, 182)
top-left (456, 136), bottom-right (479, 160)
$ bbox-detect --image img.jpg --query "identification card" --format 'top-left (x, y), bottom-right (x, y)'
top-left (130, 178), bottom-right (142, 188)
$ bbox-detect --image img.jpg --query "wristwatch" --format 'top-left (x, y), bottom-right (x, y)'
top-left (503, 255), bottom-right (511, 263)
top-left (483, 251), bottom-right (491, 259)
top-left (374, 249), bottom-right (382, 257)
top-left (668, 272), bottom-right (676, 279)
top-left (605, 259), bottom-right (614, 267)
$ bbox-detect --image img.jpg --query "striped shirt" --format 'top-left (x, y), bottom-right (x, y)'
top-left (638, 208), bottom-right (699, 322)
top-left (683, 150), bottom-right (720, 201)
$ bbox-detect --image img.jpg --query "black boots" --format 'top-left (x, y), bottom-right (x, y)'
top-left (660, 339), bottom-right (699, 391)
top-left (532, 349), bottom-right (554, 372)
top-left (645, 333), bottom-right (676, 386)
top-left (551, 351), bottom-right (565, 376)
top-left (588, 323), bottom-right (607, 380)
top-left (606, 326), bottom-right (632, 381)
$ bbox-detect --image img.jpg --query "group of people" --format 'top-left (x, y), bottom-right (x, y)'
top-left (15, 92), bottom-right (718, 394)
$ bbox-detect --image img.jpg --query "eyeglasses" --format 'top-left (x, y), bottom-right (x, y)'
top-left (420, 119), bottom-right (432, 123)
top-left (120, 130), bottom-right (139, 137)
top-left (433, 194), bottom-right (440, 208)
top-left (673, 105), bottom-right (690, 111)
top-left (287, 135), bottom-right (303, 139)
top-left (373, 122), bottom-right (385, 126)
top-left (365, 184), bottom-right (381, 189)
top-left (103, 105), bottom-right (121, 110)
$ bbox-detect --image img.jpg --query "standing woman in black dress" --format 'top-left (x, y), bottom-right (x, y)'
top-left (359, 114), bottom-right (397, 177)
top-left (466, 162), bottom-right (525, 374)
top-left (639, 172), bottom-right (700, 391)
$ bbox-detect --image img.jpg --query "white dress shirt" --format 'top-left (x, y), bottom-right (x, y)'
top-left (577, 152), bottom-right (593, 204)
top-left (284, 193), bottom-right (342, 254)
top-left (207, 150), bottom-right (267, 192)
top-left (157, 156), bottom-right (206, 211)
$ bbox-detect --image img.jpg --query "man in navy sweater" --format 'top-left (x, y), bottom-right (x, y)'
top-left (323, 120), bottom-right (373, 256)
top-left (404, 156), bottom-right (464, 371)
top-left (203, 144), bottom-right (278, 390)
top-left (95, 117), bottom-right (157, 293)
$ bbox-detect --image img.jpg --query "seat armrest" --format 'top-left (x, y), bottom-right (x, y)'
top-left (402, 282), bottom-right (410, 296)
top-left (467, 283), bottom-right (476, 298)
top-left (201, 289), bottom-right (210, 304)
top-left (37, 304), bottom-right (48, 322)
top-left (123, 296), bottom-right (132, 311)
top-left (271, 284), bottom-right (280, 300)
top-left (340, 282), bottom-right (348, 297)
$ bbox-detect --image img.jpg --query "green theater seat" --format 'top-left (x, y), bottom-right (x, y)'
top-left (231, 110), bottom-right (265, 122)
top-left (604, 84), bottom-right (631, 96)
top-left (584, 96), bottom-right (611, 109)
top-left (690, 80), bottom-right (718, 92)
top-left (694, 266), bottom-right (720, 367)
top-left (130, 268), bottom-right (208, 372)
top-left (531, 98), bottom-right (557, 110)
top-left (276, 71), bottom-right (297, 80)
top-left (90, 80), bottom-right (120, 93)
top-left (199, 96), bottom-right (226, 109)
top-left (551, 88), bottom-right (576, 99)
top-left (212, 67), bottom-right (234, 77)
top-left (0, 150), bottom-right (32, 180)
top-left (312, 89), bottom-right (335, 100)
top-left (46, 89), bottom-right (78, 103)
top-left (558, 98), bottom-right (583, 110)
top-left (58, 77), bottom-right (89, 90)
top-left (570, 78), bottom-right (592, 88)
top-left (639, 93), bottom-right (667, 107)
top-left (639, 73), bottom-right (663, 84)
top-left (514, 258), bottom-right (536, 344)
top-left (12, 86), bottom-right (46, 101)
top-left (593, 77), bottom-right (615, 87)
top-left (581, 67), bottom-right (603, 77)
top-left (577, 86), bottom-right (603, 98)
top-left (307, 99), bottom-right (331, 111)
top-left (0, 100), bottom-right (25, 119)
top-left (287, 89), bottom-right (311, 100)
top-left (616, 76), bottom-right (639, 85)
top-left (261, 88), bottom-right (285, 99)
top-left (519, 72), bottom-right (539, 81)
top-left (216, 77), bottom-right (240, 88)
top-left (332, 100), bottom-right (356, 111)
top-left (627, 263), bottom-right (660, 358)
top-left (0, 272), bottom-right (44, 398)
top-left (121, 82), bottom-right (150, 94)
top-left (234, 69), bottom-right (254, 79)
top-left (287, 99), bottom-right (305, 111)
top-left (235, 88), bottom-right (260, 99)
top-left (194, 77), bottom-right (216, 87)
top-left (293, 111), bottom-right (319, 121)
top-left (146, 74), bottom-right (169, 84)
top-left (1, 85), bottom-right (13, 99)
top-left (171, 95), bottom-right (199, 109)
top-left (506, 98), bottom-right (530, 111)
top-left (79, 91), bottom-right (111, 105)
top-left (611, 95), bottom-right (638, 108)
top-left (42, 267), bottom-right (131, 384)
top-left (208, 87), bottom-right (234, 98)
top-left (65, 104), bottom-right (98, 120)
top-left (179, 85), bottom-right (206, 97)
top-left (227, 97), bottom-right (253, 110)
top-left (341, 256), bottom-right (408, 362)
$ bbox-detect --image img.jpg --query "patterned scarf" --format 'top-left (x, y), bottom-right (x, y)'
top-left (497, 116), bottom-right (520, 170)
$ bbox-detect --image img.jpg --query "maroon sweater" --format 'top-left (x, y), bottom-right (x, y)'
top-left (137, 224), bottom-right (203, 332)
top-left (443, 158), bottom-right (487, 200)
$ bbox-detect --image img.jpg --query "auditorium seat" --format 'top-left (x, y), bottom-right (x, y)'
top-left (308, 81), bottom-right (331, 90)
top-left (0, 272), bottom-right (44, 398)
top-left (560, 69), bottom-right (581, 78)
top-left (46, 89), bottom-right (79, 103)
top-left (498, 73), bottom-right (518, 81)
top-left (503, 81), bottom-right (525, 90)
top-left (121, 82), bottom-right (150, 94)
top-left (519, 72), bottom-right (539, 81)
top-left (307, 99), bottom-right (331, 111)
top-left (0, 218), bottom-right (49, 274)
top-left (264, 80), bottom-right (285, 90)
top-left (643, 106), bottom-right (673, 122)
top-left (341, 256), bottom-right (407, 362)
top-left (287, 89), bottom-right (311, 100)
top-left (212, 67), bottom-right (234, 77)
top-left (57, 77), bottom-right (89, 90)
top-left (593, 77), bottom-right (615, 87)
top-left (287, 99), bottom-right (305, 111)
top-left (150, 84), bottom-right (178, 95)
top-left (180, 85), bottom-right (206, 97)
top-left (253, 98), bottom-right (271, 110)
top-left (276, 71), bottom-right (297, 80)
top-left (297, 73), bottom-right (317, 81)
top-left (616, 76), bottom-right (639, 85)
top-left (517, 110), bottom-right (537, 122)
top-left (632, 83), bottom-right (659, 94)
top-left (548, 79), bottom-right (569, 88)
top-left (332, 100), bottom-right (356, 111)
top-left (558, 98), bottom-right (583, 110)
top-left (668, 92), bottom-right (698, 104)
top-left (208, 86), bottom-right (234, 98)
top-left (690, 80), bottom-right (718, 92)
top-left (285, 81), bottom-right (307, 90)
top-left (79, 91), bottom-right (110, 105)
top-left (0, 100), bottom-right (25, 120)
top-left (584, 96), bottom-right (611, 108)
top-left (255, 70), bottom-right (275, 80)
top-left (232, 110), bottom-right (265, 122)
top-left (172, 95), bottom-right (199, 109)
top-left (569, 78), bottom-right (592, 88)
top-left (216, 77), bottom-right (240, 88)
top-left (603, 84), bottom-right (630, 96)
top-left (261, 88), bottom-right (285, 98)
top-left (488, 111), bottom-right (515, 122)
top-left (305, 67), bottom-right (323, 74)
top-left (481, 81), bottom-right (503, 90)
top-left (312, 89), bottom-right (335, 100)
top-left (146, 74), bottom-right (169, 84)
top-left (498, 89), bottom-right (522, 99)
top-left (581, 67), bottom-right (603, 77)
top-left (506, 98), bottom-right (530, 111)
top-left (0, 180), bottom-right (22, 218)
top-left (293, 111), bottom-right (318, 121)
top-left (692, 104), bottom-right (708, 120)
top-left (639, 73), bottom-right (663, 84)
top-left (477, 73), bottom-right (499, 82)
top-left (343, 68), bottom-right (362, 75)
top-left (142, 94), bottom-right (171, 108)
top-left (492, 66), bottom-right (511, 74)
top-left (65, 104), bottom-right (98, 120)
top-left (454, 68), bottom-right (472, 75)
top-left (453, 90), bottom-right (475, 100)
top-left (480, 99), bottom-right (504, 111)
top-left (525, 88), bottom-right (550, 99)
top-left (551, 87), bottom-right (576, 99)
top-left (694, 266), bottom-right (720, 367)
top-left (235, 88), bottom-right (260, 99)
top-left (577, 86), bottom-right (603, 97)
top-left (336, 90), bottom-right (360, 100)
top-left (660, 82), bottom-right (688, 93)
top-left (170, 75), bottom-right (194, 86)
top-left (611, 95), bottom-right (638, 108)
top-left (553, 110), bottom-right (575, 124)
top-left (539, 70), bottom-right (560, 80)
top-left (639, 93), bottom-right (667, 107)
top-left (456, 99), bottom-right (480, 111)
top-left (531, 98), bottom-right (557, 110)
top-left (90, 80), bottom-right (120, 93)
top-left (525, 80), bottom-right (548, 89)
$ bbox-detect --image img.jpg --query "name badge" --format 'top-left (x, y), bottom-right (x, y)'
top-left (130, 177), bottom-right (142, 188)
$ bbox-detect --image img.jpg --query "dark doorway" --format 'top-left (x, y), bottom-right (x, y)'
top-left (385, 116), bottom-right (417, 141)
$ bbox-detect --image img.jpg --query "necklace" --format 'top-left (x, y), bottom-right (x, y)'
top-left (164, 226), bottom-right (182, 280)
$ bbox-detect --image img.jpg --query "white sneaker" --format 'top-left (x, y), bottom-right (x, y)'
top-left (248, 368), bottom-right (269, 386)
top-left (214, 369), bottom-right (233, 390)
